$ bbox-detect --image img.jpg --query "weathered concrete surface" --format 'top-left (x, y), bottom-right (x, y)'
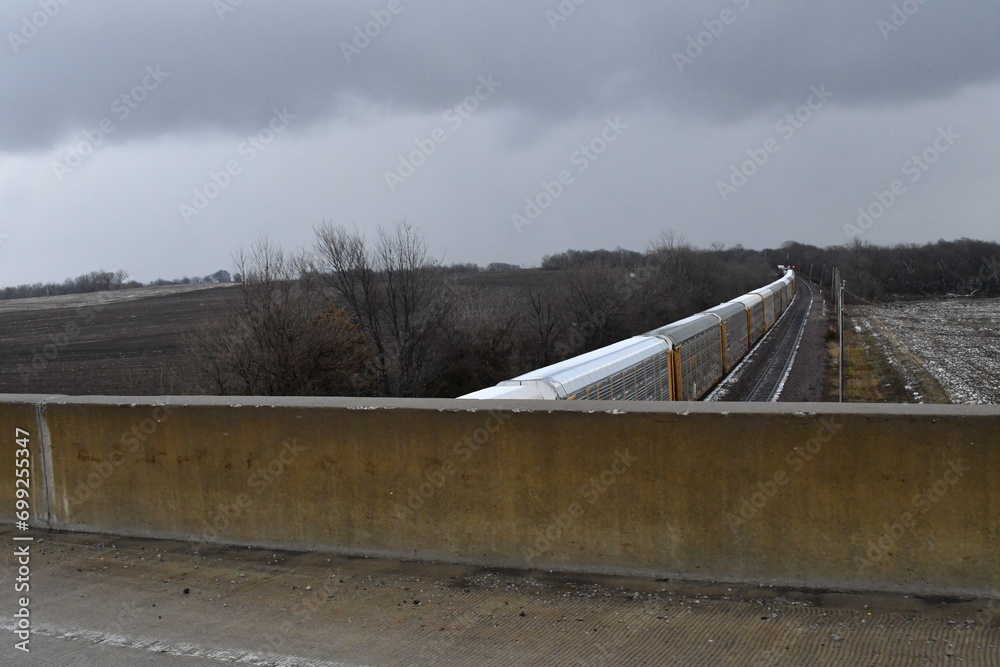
top-left (1, 528), bottom-right (997, 666)
top-left (0, 396), bottom-right (46, 525)
top-left (1, 396), bottom-right (998, 598)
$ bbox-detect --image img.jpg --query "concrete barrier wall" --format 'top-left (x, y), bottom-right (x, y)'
top-left (0, 398), bottom-right (47, 526)
top-left (1, 395), bottom-right (998, 597)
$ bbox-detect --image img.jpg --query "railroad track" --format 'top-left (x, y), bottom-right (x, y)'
top-left (745, 278), bottom-right (814, 402)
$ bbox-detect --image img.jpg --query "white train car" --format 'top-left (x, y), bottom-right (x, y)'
top-left (462, 336), bottom-right (673, 401)
top-left (461, 270), bottom-right (796, 402)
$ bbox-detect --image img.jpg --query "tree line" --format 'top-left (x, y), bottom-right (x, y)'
top-left (0, 269), bottom-right (234, 300)
top-left (781, 239), bottom-right (1000, 301)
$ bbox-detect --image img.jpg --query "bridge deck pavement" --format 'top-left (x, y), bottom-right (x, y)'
top-left (2, 528), bottom-right (997, 666)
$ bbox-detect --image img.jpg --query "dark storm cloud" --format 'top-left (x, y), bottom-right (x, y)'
top-left (655, 1), bottom-right (1000, 119)
top-left (3, 0), bottom-right (999, 153)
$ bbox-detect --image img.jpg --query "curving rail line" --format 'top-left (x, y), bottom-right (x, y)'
top-left (745, 279), bottom-right (813, 401)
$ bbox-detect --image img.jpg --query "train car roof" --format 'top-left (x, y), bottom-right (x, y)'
top-left (702, 302), bottom-right (746, 320)
top-left (750, 286), bottom-right (776, 299)
top-left (765, 276), bottom-right (792, 292)
top-left (459, 384), bottom-right (547, 400)
top-left (645, 313), bottom-right (719, 345)
top-left (728, 293), bottom-right (764, 309)
top-left (502, 335), bottom-right (671, 399)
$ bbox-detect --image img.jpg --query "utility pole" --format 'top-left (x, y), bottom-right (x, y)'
top-left (838, 270), bottom-right (845, 403)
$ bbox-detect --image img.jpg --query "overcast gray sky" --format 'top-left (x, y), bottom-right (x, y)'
top-left (1, 0), bottom-right (998, 285)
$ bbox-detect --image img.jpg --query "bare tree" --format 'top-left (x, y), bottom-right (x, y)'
top-left (561, 264), bottom-right (634, 352)
top-left (522, 282), bottom-right (564, 366)
top-left (190, 237), bottom-right (372, 396)
top-left (311, 221), bottom-right (451, 397)
top-left (439, 287), bottom-right (521, 395)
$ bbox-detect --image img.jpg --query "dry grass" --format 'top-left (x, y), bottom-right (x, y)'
top-left (825, 315), bottom-right (950, 403)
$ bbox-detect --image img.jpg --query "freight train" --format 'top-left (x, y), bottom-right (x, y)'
top-left (460, 270), bottom-right (796, 401)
